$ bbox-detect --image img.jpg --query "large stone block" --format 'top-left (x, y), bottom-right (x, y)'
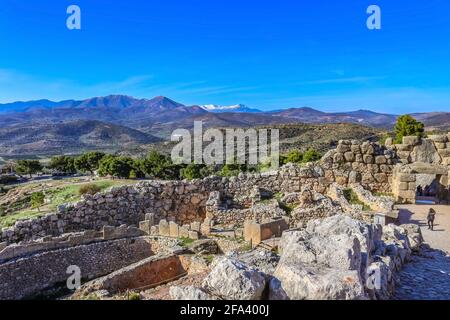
top-left (169, 221), bottom-right (180, 238)
top-left (374, 173), bottom-right (388, 183)
top-left (397, 190), bottom-right (416, 199)
top-left (399, 182), bottom-right (409, 191)
top-left (159, 219), bottom-right (170, 237)
top-left (336, 144), bottom-right (351, 153)
top-left (399, 174), bottom-right (415, 182)
top-left (139, 221), bottom-right (152, 234)
top-left (244, 218), bottom-right (289, 247)
top-left (438, 148), bottom-right (450, 158)
top-left (375, 156), bottom-right (387, 165)
top-left (188, 230), bottom-right (200, 240)
top-left (333, 153), bottom-right (344, 163)
top-left (351, 145), bottom-right (361, 154)
top-left (363, 155), bottom-right (374, 164)
top-left (344, 152), bottom-right (355, 162)
top-left (428, 135), bottom-right (448, 143)
top-left (179, 225), bottom-right (190, 238)
top-left (190, 222), bottom-right (201, 233)
top-left (402, 136), bottom-right (420, 146)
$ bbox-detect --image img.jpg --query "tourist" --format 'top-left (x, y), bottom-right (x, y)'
top-left (427, 208), bottom-right (436, 231)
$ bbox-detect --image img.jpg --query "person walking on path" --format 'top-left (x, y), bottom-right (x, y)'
top-left (427, 208), bottom-right (437, 231)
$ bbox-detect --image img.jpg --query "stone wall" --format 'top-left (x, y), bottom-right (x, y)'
top-left (3, 134), bottom-right (450, 245)
top-left (0, 237), bottom-right (154, 300)
top-left (0, 165), bottom-right (325, 244)
top-left (0, 225), bottom-right (146, 264)
top-left (321, 140), bottom-right (396, 192)
top-left (387, 134), bottom-right (450, 165)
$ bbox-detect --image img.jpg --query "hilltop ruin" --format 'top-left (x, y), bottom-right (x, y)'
top-left (1, 133), bottom-right (449, 300)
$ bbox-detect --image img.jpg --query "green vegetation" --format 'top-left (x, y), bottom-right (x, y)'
top-left (98, 155), bottom-right (142, 179)
top-left (78, 183), bottom-right (102, 196)
top-left (74, 152), bottom-right (106, 174)
top-left (179, 237), bottom-right (195, 248)
top-left (394, 115), bottom-right (425, 144)
top-left (30, 192), bottom-right (45, 212)
top-left (0, 209), bottom-right (46, 228)
top-left (139, 150), bottom-right (180, 180)
top-left (280, 148), bottom-right (321, 166)
top-left (0, 179), bottom-right (135, 228)
top-left (204, 255), bottom-right (215, 264)
top-left (16, 160), bottom-right (43, 178)
top-left (180, 164), bottom-right (215, 181)
top-left (126, 291), bottom-right (141, 301)
top-left (49, 156), bottom-right (76, 174)
top-left (343, 188), bottom-right (371, 211)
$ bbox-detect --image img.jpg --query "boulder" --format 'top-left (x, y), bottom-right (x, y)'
top-left (202, 257), bottom-right (267, 300)
top-left (411, 139), bottom-right (441, 164)
top-left (399, 224), bottom-right (424, 252)
top-left (189, 239), bottom-right (218, 255)
top-left (169, 286), bottom-right (218, 300)
top-left (272, 262), bottom-right (367, 300)
top-left (279, 230), bottom-right (362, 272)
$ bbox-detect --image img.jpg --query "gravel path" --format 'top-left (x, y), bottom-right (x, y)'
top-left (394, 203), bottom-right (450, 300)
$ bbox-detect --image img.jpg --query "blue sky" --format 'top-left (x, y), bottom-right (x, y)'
top-left (0, 0), bottom-right (449, 113)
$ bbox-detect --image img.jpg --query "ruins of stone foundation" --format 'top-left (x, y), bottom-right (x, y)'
top-left (1, 134), bottom-right (449, 300)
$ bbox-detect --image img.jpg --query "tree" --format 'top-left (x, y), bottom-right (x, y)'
top-left (302, 148), bottom-right (321, 163)
top-left (140, 151), bottom-right (180, 180)
top-left (31, 192), bottom-right (45, 212)
top-left (16, 160), bottom-right (43, 178)
top-left (394, 115), bottom-right (425, 144)
top-left (180, 164), bottom-right (215, 181)
top-left (49, 156), bottom-right (76, 174)
top-left (98, 155), bottom-right (137, 179)
top-left (74, 152), bottom-right (105, 174)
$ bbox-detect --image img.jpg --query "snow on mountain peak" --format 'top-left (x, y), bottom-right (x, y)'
top-left (200, 104), bottom-right (261, 113)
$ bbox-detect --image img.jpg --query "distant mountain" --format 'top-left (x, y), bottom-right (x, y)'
top-left (0, 95), bottom-right (207, 128)
top-left (0, 120), bottom-right (160, 156)
top-left (0, 95), bottom-right (449, 141)
top-left (200, 104), bottom-right (261, 113)
top-left (271, 108), bottom-right (397, 128)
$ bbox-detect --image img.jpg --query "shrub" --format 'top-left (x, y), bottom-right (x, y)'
top-left (302, 148), bottom-right (321, 163)
top-left (30, 192), bottom-right (45, 212)
top-left (78, 183), bottom-right (102, 196)
top-left (394, 115), bottom-right (425, 144)
top-left (284, 150), bottom-right (303, 164)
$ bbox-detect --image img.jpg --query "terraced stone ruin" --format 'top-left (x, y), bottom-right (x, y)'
top-left (1, 134), bottom-right (449, 300)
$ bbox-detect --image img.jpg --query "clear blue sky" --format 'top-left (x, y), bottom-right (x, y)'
top-left (0, 0), bottom-right (449, 113)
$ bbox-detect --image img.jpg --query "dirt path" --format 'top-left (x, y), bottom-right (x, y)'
top-left (394, 203), bottom-right (450, 300)
top-left (397, 203), bottom-right (450, 254)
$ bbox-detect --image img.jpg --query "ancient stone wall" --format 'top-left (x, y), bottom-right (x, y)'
top-left (3, 134), bottom-right (449, 245)
top-left (0, 237), bottom-right (154, 300)
top-left (321, 140), bottom-right (396, 192)
top-left (0, 165), bottom-right (324, 244)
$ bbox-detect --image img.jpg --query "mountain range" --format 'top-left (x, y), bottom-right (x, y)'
top-left (0, 95), bottom-right (449, 156)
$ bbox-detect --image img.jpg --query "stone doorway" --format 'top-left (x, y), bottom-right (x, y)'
top-left (392, 163), bottom-right (449, 204)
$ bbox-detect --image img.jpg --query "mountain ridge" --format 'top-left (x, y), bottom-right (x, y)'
top-left (0, 95), bottom-right (449, 133)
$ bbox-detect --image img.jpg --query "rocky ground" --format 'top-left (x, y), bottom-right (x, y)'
top-left (394, 204), bottom-right (450, 300)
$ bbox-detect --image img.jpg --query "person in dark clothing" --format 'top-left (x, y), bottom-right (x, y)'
top-left (427, 208), bottom-right (436, 231)
top-left (417, 186), bottom-right (423, 196)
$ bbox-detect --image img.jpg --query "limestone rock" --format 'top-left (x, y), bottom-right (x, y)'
top-left (169, 286), bottom-right (218, 300)
top-left (273, 262), bottom-right (367, 300)
top-left (202, 257), bottom-right (267, 300)
top-left (189, 239), bottom-right (218, 255)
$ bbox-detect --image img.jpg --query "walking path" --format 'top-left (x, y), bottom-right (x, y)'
top-left (394, 203), bottom-right (450, 300)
